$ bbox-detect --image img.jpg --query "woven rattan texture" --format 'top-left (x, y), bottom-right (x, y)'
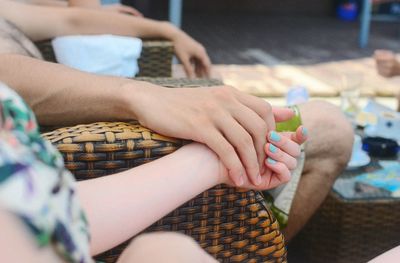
top-left (41, 78), bottom-right (287, 263)
top-left (135, 77), bottom-right (223, 88)
top-left (296, 191), bottom-right (400, 263)
top-left (42, 121), bottom-right (286, 263)
top-left (34, 40), bottom-right (173, 77)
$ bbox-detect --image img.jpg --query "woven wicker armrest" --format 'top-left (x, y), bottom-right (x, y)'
top-left (41, 79), bottom-right (287, 263)
top-left (34, 39), bottom-right (173, 77)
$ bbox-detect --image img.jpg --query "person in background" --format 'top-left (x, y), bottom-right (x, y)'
top-left (19, 0), bottom-right (144, 16)
top-left (374, 49), bottom-right (400, 111)
top-left (2, 0), bottom-right (209, 78)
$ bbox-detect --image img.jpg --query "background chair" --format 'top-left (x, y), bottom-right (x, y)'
top-left (35, 39), bottom-right (174, 77)
top-left (41, 78), bottom-right (287, 263)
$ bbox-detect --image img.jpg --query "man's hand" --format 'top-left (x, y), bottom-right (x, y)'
top-left (374, 49), bottom-right (400, 78)
top-left (130, 84), bottom-right (292, 187)
top-left (170, 31), bottom-right (211, 78)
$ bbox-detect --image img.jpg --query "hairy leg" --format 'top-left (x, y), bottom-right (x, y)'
top-left (117, 232), bottom-right (217, 263)
top-left (0, 210), bottom-right (65, 263)
top-left (283, 101), bottom-right (354, 241)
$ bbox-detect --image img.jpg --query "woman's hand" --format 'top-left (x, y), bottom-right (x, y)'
top-left (170, 31), bottom-right (211, 78)
top-left (219, 125), bottom-right (307, 190)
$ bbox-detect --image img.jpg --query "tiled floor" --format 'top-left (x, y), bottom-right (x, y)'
top-left (182, 13), bottom-right (400, 65)
top-left (172, 13), bottom-right (400, 111)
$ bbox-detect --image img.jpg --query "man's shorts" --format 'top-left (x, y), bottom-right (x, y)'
top-left (0, 83), bottom-right (93, 262)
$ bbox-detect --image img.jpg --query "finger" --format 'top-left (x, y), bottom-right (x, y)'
top-left (197, 50), bottom-right (212, 77)
top-left (217, 115), bottom-right (261, 186)
top-left (272, 107), bottom-right (295, 122)
top-left (180, 56), bottom-right (195, 79)
top-left (265, 158), bottom-right (291, 185)
top-left (232, 104), bottom-right (269, 175)
top-left (203, 130), bottom-right (245, 187)
top-left (195, 61), bottom-right (209, 78)
top-left (268, 130), bottom-right (301, 157)
top-left (235, 93), bottom-right (276, 130)
top-left (265, 143), bottom-right (297, 170)
top-left (280, 126), bottom-right (308, 145)
top-left (194, 59), bottom-right (204, 78)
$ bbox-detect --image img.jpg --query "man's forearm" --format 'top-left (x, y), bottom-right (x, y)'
top-left (68, 0), bottom-right (99, 8)
top-left (0, 0), bottom-right (180, 41)
top-left (0, 54), bottom-right (154, 126)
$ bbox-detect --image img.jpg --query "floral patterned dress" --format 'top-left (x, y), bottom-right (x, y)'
top-left (0, 82), bottom-right (93, 263)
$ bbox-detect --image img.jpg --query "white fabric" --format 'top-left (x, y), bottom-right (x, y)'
top-left (52, 35), bottom-right (142, 77)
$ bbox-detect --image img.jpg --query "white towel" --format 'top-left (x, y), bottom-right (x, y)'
top-left (52, 35), bottom-right (142, 77)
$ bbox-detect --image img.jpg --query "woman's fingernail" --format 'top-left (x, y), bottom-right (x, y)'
top-left (270, 131), bottom-right (281, 142)
top-left (267, 158), bottom-right (277, 165)
top-left (269, 144), bottom-right (278, 153)
top-left (302, 127), bottom-right (308, 136)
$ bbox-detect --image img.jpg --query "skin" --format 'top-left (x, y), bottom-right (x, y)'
top-left (68, 0), bottom-right (144, 16)
top-left (0, 129), bottom-right (303, 261)
top-left (369, 246), bottom-right (400, 263)
top-left (283, 101), bottom-right (354, 240)
top-left (374, 50), bottom-right (400, 111)
top-left (0, 0), bottom-right (209, 77)
top-left (28, 0), bottom-right (145, 16)
top-left (0, 2), bottom-right (356, 242)
top-left (0, 54), bottom-right (352, 243)
top-left (374, 50), bottom-right (400, 78)
top-left (0, 54), bottom-right (300, 190)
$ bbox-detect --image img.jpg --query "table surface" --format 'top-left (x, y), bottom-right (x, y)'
top-left (333, 122), bottom-right (400, 201)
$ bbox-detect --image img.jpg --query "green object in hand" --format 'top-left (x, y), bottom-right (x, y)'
top-left (276, 105), bottom-right (302, 132)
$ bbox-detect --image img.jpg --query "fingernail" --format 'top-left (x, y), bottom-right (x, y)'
top-left (302, 127), bottom-right (308, 136)
top-left (237, 175), bottom-right (244, 186)
top-left (270, 131), bottom-right (281, 142)
top-left (256, 174), bottom-right (262, 185)
top-left (269, 144), bottom-right (278, 153)
top-left (267, 158), bottom-right (277, 165)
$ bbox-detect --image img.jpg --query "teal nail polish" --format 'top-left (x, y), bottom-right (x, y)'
top-left (270, 131), bottom-right (281, 142)
top-left (302, 127), bottom-right (308, 136)
top-left (269, 144), bottom-right (278, 153)
top-left (267, 158), bottom-right (277, 164)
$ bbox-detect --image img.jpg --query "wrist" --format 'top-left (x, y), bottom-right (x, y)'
top-left (185, 143), bottom-right (229, 186)
top-left (158, 21), bottom-right (183, 41)
top-left (120, 80), bottom-right (163, 124)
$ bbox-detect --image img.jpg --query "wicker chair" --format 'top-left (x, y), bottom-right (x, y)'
top-left (35, 39), bottom-right (173, 77)
top-left (41, 78), bottom-right (287, 263)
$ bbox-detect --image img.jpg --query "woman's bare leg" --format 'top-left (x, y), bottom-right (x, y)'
top-left (117, 232), bottom-right (217, 263)
top-left (0, 210), bottom-right (65, 263)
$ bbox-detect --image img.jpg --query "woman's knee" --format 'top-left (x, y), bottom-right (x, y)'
top-left (118, 232), bottom-right (217, 263)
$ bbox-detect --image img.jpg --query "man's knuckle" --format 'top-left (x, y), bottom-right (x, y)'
top-left (264, 102), bottom-right (272, 112)
top-left (239, 134), bottom-right (254, 148)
